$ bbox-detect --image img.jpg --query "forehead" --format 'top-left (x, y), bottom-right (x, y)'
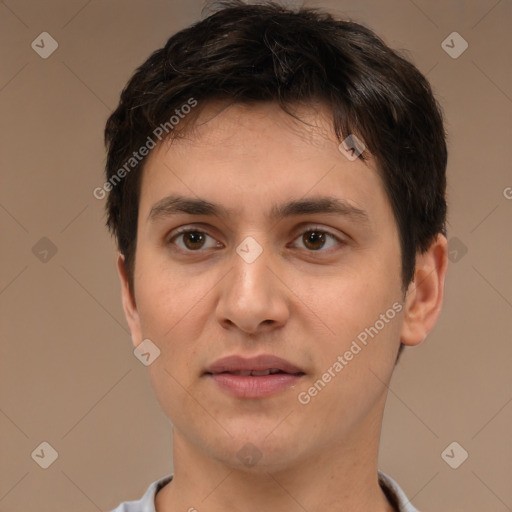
top-left (157, 100), bottom-right (352, 168)
top-left (137, 101), bottom-right (391, 227)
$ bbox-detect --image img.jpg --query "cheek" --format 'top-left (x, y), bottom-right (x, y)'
top-left (134, 249), bottom-right (202, 338)
top-left (136, 258), bottom-right (207, 424)
top-left (295, 272), bottom-right (403, 434)
top-left (133, 248), bottom-right (220, 384)
top-left (308, 253), bottom-right (403, 400)
top-left (319, 256), bottom-right (401, 335)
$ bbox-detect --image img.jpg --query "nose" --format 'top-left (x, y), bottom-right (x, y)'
top-left (215, 242), bottom-right (290, 335)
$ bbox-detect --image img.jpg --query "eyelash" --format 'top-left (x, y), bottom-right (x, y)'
top-left (168, 225), bottom-right (344, 253)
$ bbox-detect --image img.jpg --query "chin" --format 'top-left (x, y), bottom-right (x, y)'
top-left (208, 429), bottom-right (306, 474)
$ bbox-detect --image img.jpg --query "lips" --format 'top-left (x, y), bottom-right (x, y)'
top-left (225, 369), bottom-right (283, 376)
top-left (205, 354), bottom-right (305, 376)
top-left (204, 354), bottom-right (305, 398)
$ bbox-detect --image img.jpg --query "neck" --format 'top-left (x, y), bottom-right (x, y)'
top-left (156, 399), bottom-right (396, 512)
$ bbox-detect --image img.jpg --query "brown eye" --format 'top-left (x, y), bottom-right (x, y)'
top-left (302, 230), bottom-right (327, 250)
top-left (170, 229), bottom-right (220, 251)
top-left (291, 228), bottom-right (342, 252)
top-left (182, 231), bottom-right (206, 250)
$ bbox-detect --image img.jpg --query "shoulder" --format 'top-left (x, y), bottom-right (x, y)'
top-left (109, 474), bottom-right (174, 512)
top-left (378, 470), bottom-right (421, 512)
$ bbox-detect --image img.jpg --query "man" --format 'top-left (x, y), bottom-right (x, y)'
top-left (104, 1), bottom-right (448, 511)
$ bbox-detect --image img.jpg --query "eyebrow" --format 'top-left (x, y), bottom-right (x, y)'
top-left (147, 194), bottom-right (370, 224)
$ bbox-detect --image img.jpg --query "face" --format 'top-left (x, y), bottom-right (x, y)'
top-left (119, 101), bottom-right (425, 472)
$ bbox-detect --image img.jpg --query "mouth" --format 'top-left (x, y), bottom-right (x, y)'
top-left (204, 354), bottom-right (306, 398)
top-left (209, 368), bottom-right (298, 376)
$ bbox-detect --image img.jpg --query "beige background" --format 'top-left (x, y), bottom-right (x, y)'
top-left (1, 0), bottom-right (511, 511)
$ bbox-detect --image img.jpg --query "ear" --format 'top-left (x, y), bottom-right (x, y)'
top-left (400, 234), bottom-right (448, 347)
top-left (117, 253), bottom-right (142, 347)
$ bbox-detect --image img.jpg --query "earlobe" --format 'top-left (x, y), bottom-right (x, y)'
top-left (116, 254), bottom-right (142, 347)
top-left (400, 234), bottom-right (448, 347)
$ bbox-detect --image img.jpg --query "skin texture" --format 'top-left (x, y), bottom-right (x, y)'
top-left (117, 101), bottom-right (448, 512)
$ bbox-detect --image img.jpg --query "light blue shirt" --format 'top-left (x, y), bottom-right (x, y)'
top-left (110, 470), bottom-right (420, 511)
